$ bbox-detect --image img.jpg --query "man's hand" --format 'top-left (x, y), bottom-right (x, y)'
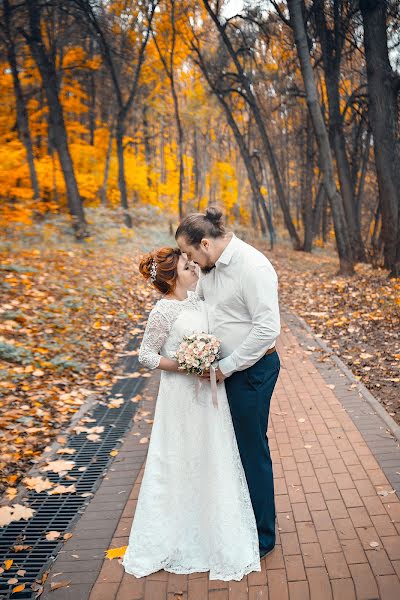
top-left (214, 366), bottom-right (227, 384)
top-left (198, 366), bottom-right (227, 384)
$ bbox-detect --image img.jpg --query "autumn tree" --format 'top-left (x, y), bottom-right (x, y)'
top-left (359, 0), bottom-right (400, 277)
top-left (286, 0), bottom-right (354, 274)
top-left (201, 0), bottom-right (301, 249)
top-left (74, 0), bottom-right (158, 228)
top-left (20, 0), bottom-right (89, 238)
top-left (0, 0), bottom-right (41, 205)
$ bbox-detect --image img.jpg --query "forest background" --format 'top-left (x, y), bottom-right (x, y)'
top-left (0, 0), bottom-right (399, 498)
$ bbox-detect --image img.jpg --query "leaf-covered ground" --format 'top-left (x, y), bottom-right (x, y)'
top-left (257, 241), bottom-right (400, 426)
top-left (0, 208), bottom-right (165, 498)
top-left (1, 214), bottom-right (399, 501)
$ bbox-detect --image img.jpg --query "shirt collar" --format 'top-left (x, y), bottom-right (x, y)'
top-left (216, 233), bottom-right (239, 266)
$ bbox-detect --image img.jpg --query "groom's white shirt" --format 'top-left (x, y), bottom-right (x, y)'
top-left (196, 233), bottom-right (280, 378)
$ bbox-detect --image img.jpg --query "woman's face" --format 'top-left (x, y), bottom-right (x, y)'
top-left (176, 253), bottom-right (198, 291)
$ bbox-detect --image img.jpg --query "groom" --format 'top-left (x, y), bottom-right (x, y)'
top-left (176, 206), bottom-right (281, 558)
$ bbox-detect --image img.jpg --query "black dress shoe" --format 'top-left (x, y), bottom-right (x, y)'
top-left (260, 546), bottom-right (275, 559)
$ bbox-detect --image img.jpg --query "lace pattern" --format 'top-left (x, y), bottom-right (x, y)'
top-left (138, 291), bottom-right (203, 370)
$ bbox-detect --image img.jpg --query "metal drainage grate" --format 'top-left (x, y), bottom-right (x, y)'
top-left (0, 337), bottom-right (146, 599)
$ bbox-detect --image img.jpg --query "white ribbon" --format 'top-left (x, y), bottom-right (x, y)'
top-left (210, 364), bottom-right (218, 409)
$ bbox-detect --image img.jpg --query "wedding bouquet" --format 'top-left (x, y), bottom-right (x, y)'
top-left (175, 332), bottom-right (221, 376)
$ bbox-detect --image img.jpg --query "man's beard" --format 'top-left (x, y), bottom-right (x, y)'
top-left (201, 264), bottom-right (216, 274)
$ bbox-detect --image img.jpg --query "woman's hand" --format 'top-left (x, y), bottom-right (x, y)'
top-left (158, 357), bottom-right (181, 372)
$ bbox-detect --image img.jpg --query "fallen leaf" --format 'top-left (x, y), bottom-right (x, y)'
top-left (50, 580), bottom-right (71, 591)
top-left (45, 531), bottom-right (61, 541)
top-left (105, 546), bottom-right (127, 560)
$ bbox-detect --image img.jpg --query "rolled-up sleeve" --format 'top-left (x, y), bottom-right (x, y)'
top-left (218, 265), bottom-right (280, 377)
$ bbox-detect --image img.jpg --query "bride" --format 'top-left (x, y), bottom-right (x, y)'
top-left (122, 246), bottom-right (261, 581)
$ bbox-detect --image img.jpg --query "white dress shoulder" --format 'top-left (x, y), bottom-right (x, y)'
top-left (122, 291), bottom-right (261, 581)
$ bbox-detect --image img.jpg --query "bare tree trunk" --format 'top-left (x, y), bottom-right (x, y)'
top-left (312, 182), bottom-right (324, 239)
top-left (4, 0), bottom-right (41, 204)
top-left (152, 0), bottom-right (184, 219)
top-left (202, 0), bottom-right (301, 250)
top-left (355, 129), bottom-right (371, 241)
top-left (314, 0), bottom-right (365, 261)
top-left (302, 115), bottom-right (313, 252)
top-left (116, 114), bottom-right (132, 228)
top-left (100, 126), bottom-right (113, 205)
top-left (77, 0), bottom-right (157, 228)
top-left (287, 0), bottom-right (354, 274)
top-left (171, 79), bottom-right (184, 219)
top-left (87, 36), bottom-right (96, 146)
top-left (193, 127), bottom-right (200, 200)
top-left (24, 0), bottom-right (88, 238)
top-left (359, 0), bottom-right (400, 277)
top-left (142, 104), bottom-right (153, 188)
top-left (192, 44), bottom-right (274, 245)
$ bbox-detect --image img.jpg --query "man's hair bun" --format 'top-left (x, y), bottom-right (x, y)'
top-left (205, 206), bottom-right (223, 225)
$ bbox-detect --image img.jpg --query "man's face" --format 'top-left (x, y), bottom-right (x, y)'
top-left (176, 235), bottom-right (215, 274)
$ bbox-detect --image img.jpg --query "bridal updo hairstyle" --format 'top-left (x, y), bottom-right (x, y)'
top-left (175, 206), bottom-right (225, 247)
top-left (139, 247), bottom-right (181, 295)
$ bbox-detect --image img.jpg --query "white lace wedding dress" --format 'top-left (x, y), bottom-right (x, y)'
top-left (122, 291), bottom-right (260, 581)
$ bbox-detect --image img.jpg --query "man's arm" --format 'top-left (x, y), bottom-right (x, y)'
top-left (218, 265), bottom-right (280, 378)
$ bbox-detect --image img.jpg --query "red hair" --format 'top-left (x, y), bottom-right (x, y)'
top-left (139, 247), bottom-right (181, 295)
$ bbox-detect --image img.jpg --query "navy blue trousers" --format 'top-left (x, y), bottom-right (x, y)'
top-left (225, 351), bottom-right (280, 553)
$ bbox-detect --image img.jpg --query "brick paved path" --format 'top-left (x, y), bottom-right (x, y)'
top-left (42, 314), bottom-right (400, 600)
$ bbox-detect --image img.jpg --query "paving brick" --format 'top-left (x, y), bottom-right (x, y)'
top-left (349, 563), bottom-right (379, 599)
top-left (277, 511), bottom-right (296, 533)
top-left (284, 555), bottom-right (306, 581)
top-left (264, 545), bottom-right (285, 570)
top-left (97, 559), bottom-right (125, 583)
top-left (323, 552), bottom-right (351, 579)
top-left (316, 530), bottom-right (341, 554)
top-left (209, 591), bottom-right (229, 599)
top-left (144, 580), bottom-right (168, 600)
top-left (90, 583), bottom-right (120, 600)
top-left (312, 510), bottom-right (334, 531)
top-left (341, 539), bottom-right (368, 564)
top-left (348, 507), bottom-right (373, 528)
top-left (315, 468), bottom-right (335, 485)
top-left (266, 569), bottom-right (288, 600)
top-left (306, 567), bottom-right (332, 600)
top-left (280, 532), bottom-right (301, 556)
top-left (331, 579), bottom-right (356, 600)
top-left (333, 473), bottom-right (355, 490)
top-left (248, 585), bottom-right (268, 600)
top-left (353, 479), bottom-right (377, 497)
top-left (376, 574), bottom-right (400, 600)
top-left (305, 492), bottom-right (326, 512)
top-left (288, 581), bottom-right (309, 600)
top-left (371, 514), bottom-right (398, 537)
top-left (326, 499), bottom-right (349, 519)
top-left (363, 495), bottom-right (388, 516)
top-left (167, 573), bottom-right (188, 594)
top-left (365, 548), bottom-right (395, 576)
top-left (292, 503), bottom-right (311, 523)
top-left (381, 536), bottom-right (400, 560)
top-left (301, 543), bottom-right (324, 568)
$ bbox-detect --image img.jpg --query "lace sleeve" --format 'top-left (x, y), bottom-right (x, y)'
top-left (138, 308), bottom-right (170, 370)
